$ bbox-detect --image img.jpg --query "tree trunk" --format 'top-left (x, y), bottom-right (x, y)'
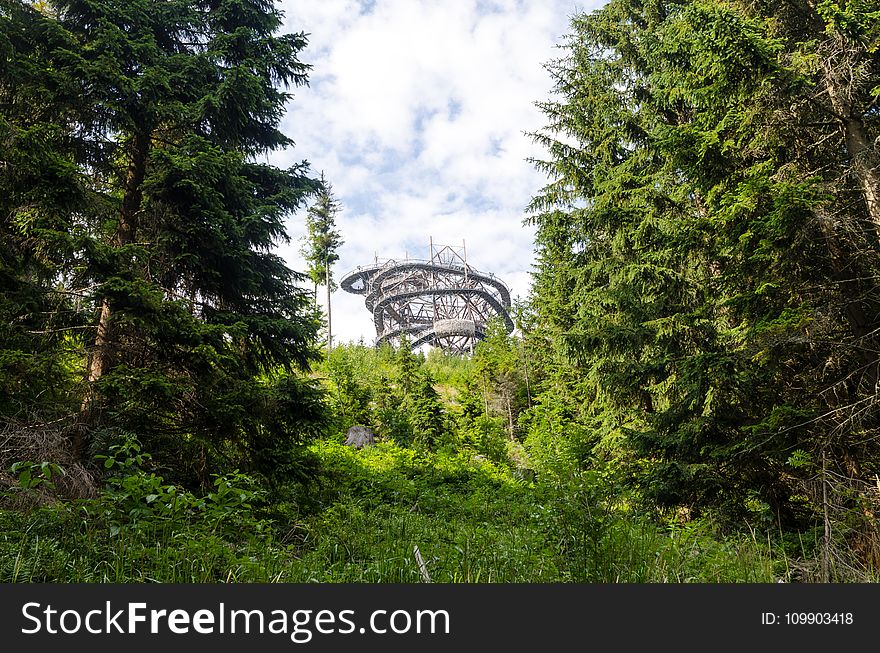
top-left (86, 299), bottom-right (113, 387)
top-left (838, 113), bottom-right (880, 232)
top-left (81, 129), bottom-right (150, 425)
top-left (817, 214), bottom-right (880, 388)
top-left (326, 256), bottom-right (332, 351)
top-left (814, 42), bottom-right (880, 391)
top-left (823, 50), bottom-right (880, 233)
top-left (821, 450), bottom-right (832, 583)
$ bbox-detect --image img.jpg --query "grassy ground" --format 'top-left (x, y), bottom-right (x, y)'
top-left (0, 439), bottom-right (783, 582)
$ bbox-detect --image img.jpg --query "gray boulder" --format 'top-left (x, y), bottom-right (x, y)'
top-left (344, 425), bottom-right (375, 449)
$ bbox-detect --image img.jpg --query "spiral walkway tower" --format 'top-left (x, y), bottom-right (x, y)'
top-left (340, 242), bottom-right (513, 355)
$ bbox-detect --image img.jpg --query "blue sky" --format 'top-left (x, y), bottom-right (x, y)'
top-left (273, 0), bottom-right (601, 344)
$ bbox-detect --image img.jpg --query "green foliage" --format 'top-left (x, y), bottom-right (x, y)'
top-left (317, 341), bottom-right (453, 451)
top-left (301, 175), bottom-right (344, 292)
top-left (463, 318), bottom-right (531, 440)
top-left (3, 0), bottom-right (878, 585)
top-left (324, 344), bottom-right (375, 430)
top-left (0, 400), bottom-right (801, 583)
top-left (256, 439), bottom-right (782, 582)
top-left (524, 0), bottom-right (880, 535)
top-left (0, 0), bottom-right (327, 485)
top-left (530, 465), bottom-right (775, 582)
top-left (0, 437), bottom-right (282, 582)
top-left (408, 373), bottom-right (446, 450)
top-left (423, 348), bottom-right (475, 387)
top-left (93, 438), bottom-right (269, 537)
top-left (10, 461), bottom-right (65, 491)
top-left (0, 1), bottom-right (86, 417)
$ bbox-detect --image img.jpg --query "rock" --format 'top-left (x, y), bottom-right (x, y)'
top-left (344, 425), bottom-right (375, 449)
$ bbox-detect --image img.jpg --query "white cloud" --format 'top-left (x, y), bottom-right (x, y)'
top-left (274, 0), bottom-right (601, 345)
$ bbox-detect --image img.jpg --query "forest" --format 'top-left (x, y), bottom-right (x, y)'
top-left (1, 0), bottom-right (878, 583)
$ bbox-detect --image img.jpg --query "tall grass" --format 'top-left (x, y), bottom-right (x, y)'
top-left (1, 439), bottom-right (786, 582)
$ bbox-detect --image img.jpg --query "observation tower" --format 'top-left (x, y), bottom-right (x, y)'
top-left (340, 240), bottom-right (513, 355)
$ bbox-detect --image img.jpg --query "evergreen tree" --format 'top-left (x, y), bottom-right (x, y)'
top-left (394, 334), bottom-right (421, 396)
top-left (3, 0), bottom-right (326, 480)
top-left (392, 338), bottom-right (444, 450)
top-left (324, 343), bottom-right (373, 430)
top-left (472, 317), bottom-right (529, 439)
top-left (0, 0), bottom-right (87, 418)
top-left (527, 0), bottom-right (880, 528)
top-left (302, 174), bottom-right (344, 351)
top-left (409, 373), bottom-right (445, 451)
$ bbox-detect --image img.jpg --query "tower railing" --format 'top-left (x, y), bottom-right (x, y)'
top-left (340, 243), bottom-right (513, 354)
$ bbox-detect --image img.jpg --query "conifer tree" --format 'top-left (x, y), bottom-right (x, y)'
top-left (3, 0), bottom-right (326, 478)
top-left (302, 175), bottom-right (344, 351)
top-left (0, 0), bottom-right (87, 417)
top-left (409, 373), bottom-right (445, 450)
top-left (472, 318), bottom-right (528, 438)
top-left (527, 0), bottom-right (880, 527)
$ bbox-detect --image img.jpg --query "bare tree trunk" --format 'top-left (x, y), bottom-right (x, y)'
top-left (86, 300), bottom-right (112, 387)
top-left (842, 118), bottom-right (880, 229)
top-left (821, 450), bottom-right (832, 583)
top-left (816, 213), bottom-right (880, 389)
top-left (326, 255), bottom-right (332, 351)
top-left (823, 46), bottom-right (880, 232)
top-left (809, 36), bottom-right (880, 384)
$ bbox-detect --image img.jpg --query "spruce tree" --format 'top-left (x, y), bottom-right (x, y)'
top-left (0, 1), bottom-right (88, 418)
top-left (472, 317), bottom-right (528, 439)
top-left (302, 174), bottom-right (344, 351)
top-left (4, 0), bottom-right (325, 479)
top-left (410, 373), bottom-right (445, 451)
top-left (527, 0), bottom-right (880, 528)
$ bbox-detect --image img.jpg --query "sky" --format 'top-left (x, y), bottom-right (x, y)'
top-left (272, 0), bottom-right (600, 345)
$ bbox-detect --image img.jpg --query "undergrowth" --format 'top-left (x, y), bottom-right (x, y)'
top-left (0, 438), bottom-right (787, 582)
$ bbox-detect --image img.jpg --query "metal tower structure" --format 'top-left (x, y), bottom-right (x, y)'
top-left (340, 240), bottom-right (513, 355)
